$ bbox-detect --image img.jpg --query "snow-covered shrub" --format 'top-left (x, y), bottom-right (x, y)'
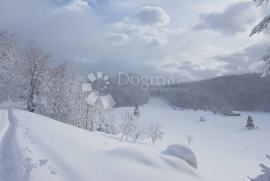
top-left (249, 155), bottom-right (270, 181)
top-left (246, 115), bottom-right (255, 130)
top-left (134, 104), bottom-right (140, 117)
top-left (161, 144), bottom-right (197, 169)
top-left (147, 121), bottom-right (165, 145)
top-left (118, 110), bottom-right (145, 142)
top-left (103, 114), bottom-right (119, 135)
top-left (198, 117), bottom-right (205, 122)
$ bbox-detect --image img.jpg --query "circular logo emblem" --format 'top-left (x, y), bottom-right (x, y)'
top-left (82, 72), bottom-right (116, 109)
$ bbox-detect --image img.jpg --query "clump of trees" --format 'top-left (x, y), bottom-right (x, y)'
top-left (152, 73), bottom-right (270, 112)
top-left (118, 110), bottom-right (165, 144)
top-left (0, 30), bottom-right (152, 136)
top-left (0, 31), bottom-right (110, 132)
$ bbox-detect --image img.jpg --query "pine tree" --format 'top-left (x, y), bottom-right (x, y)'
top-left (246, 115), bottom-right (255, 130)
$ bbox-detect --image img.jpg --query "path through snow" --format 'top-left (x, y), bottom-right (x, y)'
top-left (0, 110), bottom-right (28, 181)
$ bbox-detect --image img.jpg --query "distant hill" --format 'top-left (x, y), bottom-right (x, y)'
top-left (152, 73), bottom-right (270, 112)
top-left (108, 73), bottom-right (150, 107)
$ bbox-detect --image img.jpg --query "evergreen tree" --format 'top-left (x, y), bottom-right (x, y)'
top-left (246, 115), bottom-right (255, 130)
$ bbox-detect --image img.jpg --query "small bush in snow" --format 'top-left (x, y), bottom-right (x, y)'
top-left (198, 117), bottom-right (205, 122)
top-left (186, 135), bottom-right (194, 146)
top-left (134, 104), bottom-right (140, 117)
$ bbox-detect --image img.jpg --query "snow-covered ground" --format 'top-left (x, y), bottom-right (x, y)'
top-left (0, 97), bottom-right (269, 181)
top-left (109, 97), bottom-right (270, 181)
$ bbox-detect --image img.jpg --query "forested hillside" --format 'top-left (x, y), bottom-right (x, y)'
top-left (152, 73), bottom-right (270, 112)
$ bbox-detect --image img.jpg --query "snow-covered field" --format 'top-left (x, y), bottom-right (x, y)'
top-left (0, 97), bottom-right (269, 181)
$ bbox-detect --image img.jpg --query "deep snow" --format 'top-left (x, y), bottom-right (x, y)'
top-left (0, 97), bottom-right (269, 181)
top-left (0, 108), bottom-right (205, 181)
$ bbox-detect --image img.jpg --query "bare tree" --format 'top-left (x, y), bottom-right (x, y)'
top-left (147, 121), bottom-right (165, 145)
top-left (186, 135), bottom-right (194, 146)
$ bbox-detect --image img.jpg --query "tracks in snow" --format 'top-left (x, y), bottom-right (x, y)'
top-left (0, 110), bottom-right (24, 181)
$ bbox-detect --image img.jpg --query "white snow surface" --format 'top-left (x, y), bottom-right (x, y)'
top-left (161, 144), bottom-right (197, 169)
top-left (0, 97), bottom-right (269, 181)
top-left (0, 108), bottom-right (205, 181)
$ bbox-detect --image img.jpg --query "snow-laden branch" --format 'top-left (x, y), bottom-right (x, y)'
top-left (250, 0), bottom-right (270, 75)
top-left (250, 14), bottom-right (270, 36)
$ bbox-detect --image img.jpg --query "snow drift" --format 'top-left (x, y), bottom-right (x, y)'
top-left (161, 144), bottom-right (197, 169)
top-left (0, 109), bottom-right (207, 181)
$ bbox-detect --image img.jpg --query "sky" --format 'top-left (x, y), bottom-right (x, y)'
top-left (0, 0), bottom-right (269, 82)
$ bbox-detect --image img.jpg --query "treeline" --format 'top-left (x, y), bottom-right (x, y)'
top-left (152, 73), bottom-right (270, 112)
top-left (0, 30), bottom-right (149, 132)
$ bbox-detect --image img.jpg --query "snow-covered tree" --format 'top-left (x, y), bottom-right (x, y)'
top-left (118, 110), bottom-right (146, 142)
top-left (0, 31), bottom-right (21, 102)
top-left (250, 0), bottom-right (270, 76)
top-left (22, 42), bottom-right (52, 112)
top-left (119, 110), bottom-right (136, 141)
top-left (102, 114), bottom-right (119, 135)
top-left (246, 115), bottom-right (255, 130)
top-left (131, 121), bottom-right (146, 142)
top-left (147, 121), bottom-right (165, 145)
top-left (87, 99), bottom-right (108, 132)
top-left (249, 155), bottom-right (270, 181)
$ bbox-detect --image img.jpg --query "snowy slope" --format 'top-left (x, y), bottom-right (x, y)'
top-left (1, 97), bottom-right (269, 181)
top-left (110, 97), bottom-right (270, 181)
top-left (0, 109), bottom-right (206, 181)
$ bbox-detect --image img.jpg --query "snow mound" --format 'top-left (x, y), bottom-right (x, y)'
top-left (100, 146), bottom-right (201, 181)
top-left (161, 144), bottom-right (198, 169)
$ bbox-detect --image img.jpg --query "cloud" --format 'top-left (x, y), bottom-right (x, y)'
top-left (193, 2), bottom-right (258, 36)
top-left (61, 0), bottom-right (90, 13)
top-left (135, 6), bottom-right (170, 26)
top-left (212, 41), bottom-right (269, 73)
top-left (107, 33), bottom-right (130, 46)
top-left (178, 60), bottom-right (219, 80)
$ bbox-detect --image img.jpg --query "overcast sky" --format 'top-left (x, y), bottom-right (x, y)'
top-left (0, 0), bottom-right (269, 81)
